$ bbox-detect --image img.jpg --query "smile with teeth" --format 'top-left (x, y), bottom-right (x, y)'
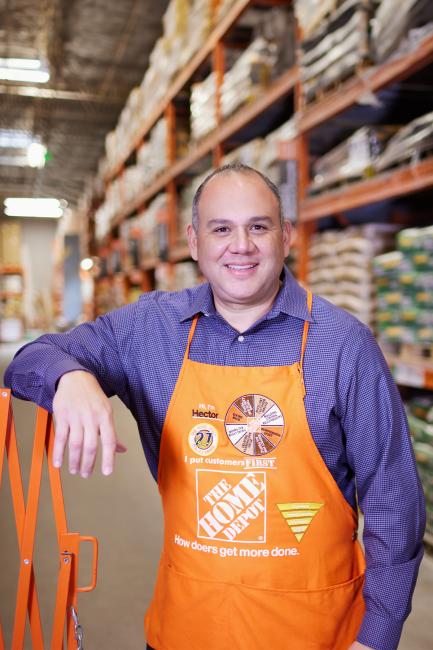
top-left (225, 263), bottom-right (258, 270)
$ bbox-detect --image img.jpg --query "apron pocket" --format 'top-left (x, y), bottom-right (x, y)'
top-left (230, 573), bottom-right (365, 650)
top-left (146, 561), bottom-right (230, 650)
top-left (146, 561), bottom-right (364, 650)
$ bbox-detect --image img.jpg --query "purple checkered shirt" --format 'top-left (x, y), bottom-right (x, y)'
top-left (4, 267), bottom-right (425, 650)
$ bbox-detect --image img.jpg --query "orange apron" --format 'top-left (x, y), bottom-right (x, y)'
top-left (145, 292), bottom-right (365, 649)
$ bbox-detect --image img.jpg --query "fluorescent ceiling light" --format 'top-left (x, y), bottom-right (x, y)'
top-left (0, 129), bottom-right (33, 148)
top-left (0, 58), bottom-right (50, 83)
top-left (4, 198), bottom-right (66, 218)
top-left (0, 58), bottom-right (42, 69)
top-left (0, 68), bottom-right (50, 83)
top-left (27, 142), bottom-right (47, 168)
top-left (0, 155), bottom-right (29, 166)
top-left (80, 258), bottom-right (94, 271)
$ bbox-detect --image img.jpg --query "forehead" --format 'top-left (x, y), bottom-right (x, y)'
top-left (199, 171), bottom-right (279, 212)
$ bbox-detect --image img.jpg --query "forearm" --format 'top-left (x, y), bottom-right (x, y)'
top-left (4, 340), bottom-right (94, 409)
top-left (3, 310), bottom-right (134, 409)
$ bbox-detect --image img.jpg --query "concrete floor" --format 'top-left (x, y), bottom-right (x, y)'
top-left (1, 343), bottom-right (432, 649)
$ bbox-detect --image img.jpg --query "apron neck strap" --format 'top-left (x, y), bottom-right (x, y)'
top-left (300, 291), bottom-right (313, 370)
top-left (185, 314), bottom-right (200, 360)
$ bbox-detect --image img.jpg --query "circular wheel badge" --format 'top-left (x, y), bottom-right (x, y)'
top-left (225, 394), bottom-right (285, 456)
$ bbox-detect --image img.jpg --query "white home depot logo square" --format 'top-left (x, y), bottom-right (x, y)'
top-left (196, 470), bottom-right (267, 543)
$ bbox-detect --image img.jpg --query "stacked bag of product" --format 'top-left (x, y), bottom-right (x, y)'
top-left (173, 261), bottom-right (201, 290)
top-left (371, 0), bottom-right (433, 62)
top-left (97, 115), bottom-right (189, 240)
top-left (190, 5), bottom-right (295, 141)
top-left (308, 224), bottom-right (398, 326)
top-left (295, 0), bottom-right (338, 40)
top-left (103, 0), bottom-right (216, 173)
top-left (296, 0), bottom-right (373, 104)
top-left (374, 110), bottom-right (433, 173)
top-left (190, 38), bottom-right (276, 141)
top-left (310, 126), bottom-right (394, 194)
top-left (136, 117), bottom-right (170, 183)
top-left (405, 395), bottom-right (433, 537)
top-left (190, 73), bottom-right (218, 141)
top-left (137, 194), bottom-right (168, 261)
top-left (373, 226), bottom-right (433, 347)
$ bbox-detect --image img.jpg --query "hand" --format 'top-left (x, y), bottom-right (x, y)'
top-left (348, 643), bottom-right (375, 650)
top-left (52, 370), bottom-right (127, 477)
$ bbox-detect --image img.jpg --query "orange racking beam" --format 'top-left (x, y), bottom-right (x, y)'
top-left (301, 158), bottom-right (433, 222)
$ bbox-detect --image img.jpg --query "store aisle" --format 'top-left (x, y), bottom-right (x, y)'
top-left (0, 344), bottom-right (432, 649)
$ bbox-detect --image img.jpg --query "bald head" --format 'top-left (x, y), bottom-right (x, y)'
top-left (191, 163), bottom-right (283, 232)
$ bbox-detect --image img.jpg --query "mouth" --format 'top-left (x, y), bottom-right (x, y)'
top-left (224, 263), bottom-right (258, 270)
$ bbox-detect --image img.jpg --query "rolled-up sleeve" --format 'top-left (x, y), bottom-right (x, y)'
top-left (340, 325), bottom-right (426, 650)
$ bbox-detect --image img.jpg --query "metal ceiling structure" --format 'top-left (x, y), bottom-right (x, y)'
top-left (0, 0), bottom-right (169, 207)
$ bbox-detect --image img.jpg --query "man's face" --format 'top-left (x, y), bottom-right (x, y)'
top-left (187, 172), bottom-right (290, 310)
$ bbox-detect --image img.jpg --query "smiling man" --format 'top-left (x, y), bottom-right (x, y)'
top-left (4, 164), bottom-right (425, 650)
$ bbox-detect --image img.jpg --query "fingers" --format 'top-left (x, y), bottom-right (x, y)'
top-left (99, 409), bottom-right (119, 476)
top-left (53, 407), bottom-right (126, 478)
top-left (80, 420), bottom-right (99, 478)
top-left (68, 419), bottom-right (84, 475)
top-left (52, 419), bottom-right (69, 469)
top-left (51, 372), bottom-right (126, 477)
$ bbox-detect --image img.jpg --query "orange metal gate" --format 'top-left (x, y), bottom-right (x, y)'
top-left (0, 388), bottom-right (98, 649)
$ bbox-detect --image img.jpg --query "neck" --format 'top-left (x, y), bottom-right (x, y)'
top-left (214, 288), bottom-right (280, 333)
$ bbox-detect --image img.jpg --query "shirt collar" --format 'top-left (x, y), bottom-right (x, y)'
top-left (179, 265), bottom-right (314, 323)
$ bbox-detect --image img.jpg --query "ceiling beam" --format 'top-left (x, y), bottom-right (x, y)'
top-left (0, 84), bottom-right (126, 104)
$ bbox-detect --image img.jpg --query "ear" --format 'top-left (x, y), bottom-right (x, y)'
top-left (282, 220), bottom-right (291, 258)
top-left (187, 224), bottom-right (198, 261)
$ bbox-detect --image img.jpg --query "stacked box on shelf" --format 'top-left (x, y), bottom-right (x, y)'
top-left (373, 226), bottom-right (433, 347)
top-left (137, 194), bottom-right (168, 262)
top-left (406, 395), bottom-right (433, 535)
top-left (308, 224), bottom-right (397, 326)
top-left (297, 0), bottom-right (374, 105)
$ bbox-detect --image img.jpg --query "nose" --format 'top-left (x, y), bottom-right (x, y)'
top-left (228, 227), bottom-right (255, 254)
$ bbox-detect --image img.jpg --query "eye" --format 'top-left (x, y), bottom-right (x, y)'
top-left (251, 224), bottom-right (267, 231)
top-left (214, 226), bottom-right (230, 233)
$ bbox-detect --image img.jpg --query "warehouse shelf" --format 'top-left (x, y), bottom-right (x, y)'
top-left (141, 256), bottom-right (160, 272)
top-left (169, 244), bottom-right (192, 264)
top-left (104, 0), bottom-right (253, 183)
top-left (87, 2), bottom-right (433, 310)
top-left (301, 158), bottom-right (433, 222)
top-left (110, 65), bottom-right (297, 229)
top-left (385, 353), bottom-right (433, 391)
top-left (298, 32), bottom-right (433, 134)
top-left (0, 266), bottom-right (23, 275)
top-left (0, 291), bottom-right (22, 298)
